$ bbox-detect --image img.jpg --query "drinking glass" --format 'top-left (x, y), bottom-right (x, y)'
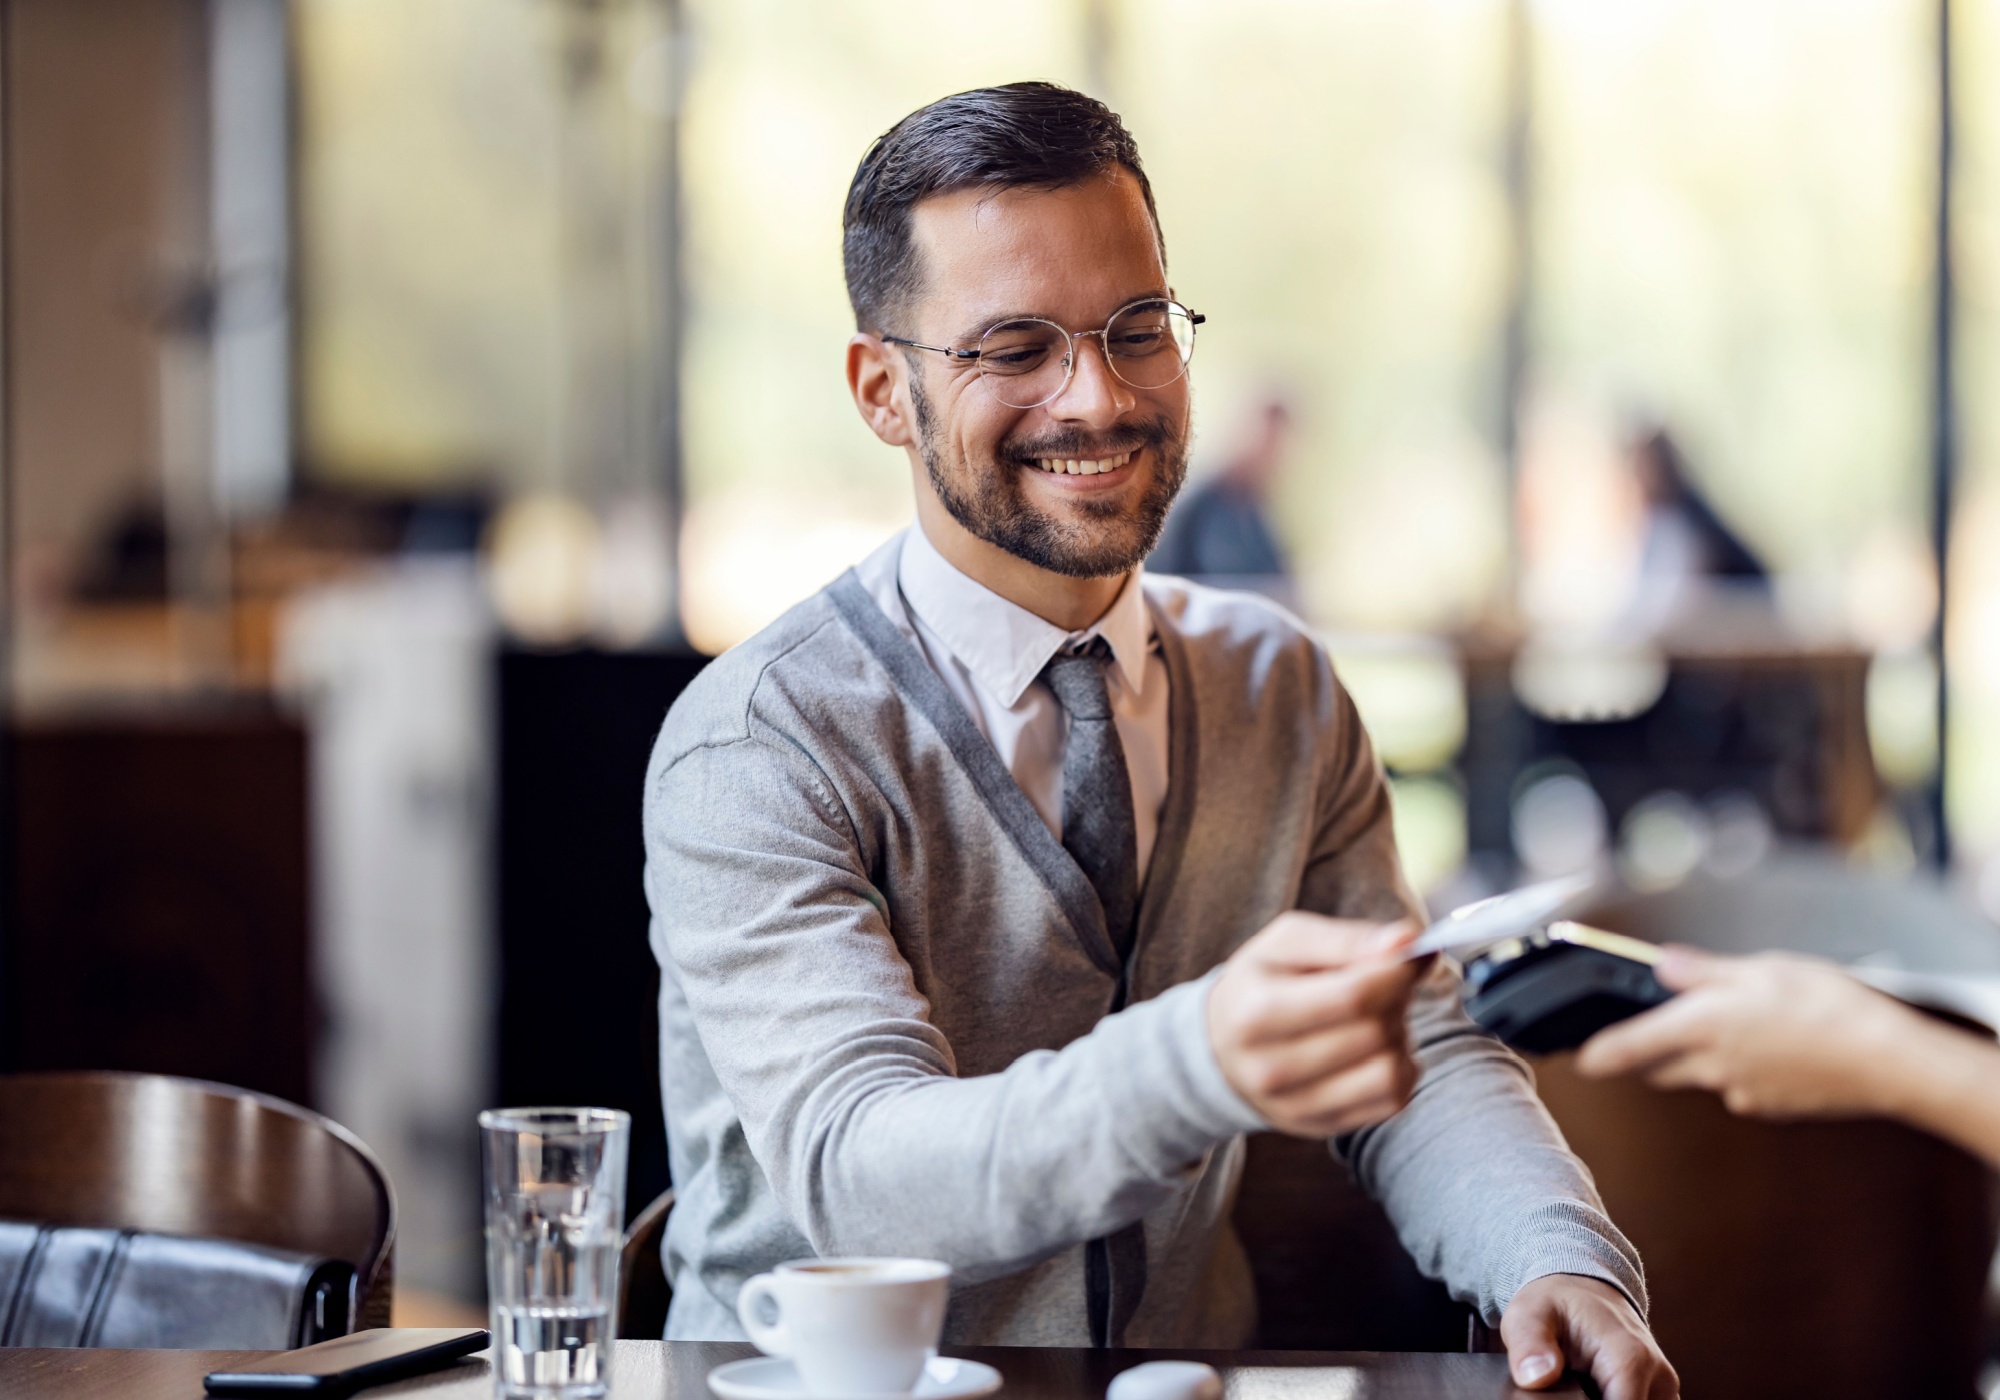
top-left (481, 1107), bottom-right (630, 1398)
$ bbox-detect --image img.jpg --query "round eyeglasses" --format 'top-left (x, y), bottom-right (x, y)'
top-left (882, 298), bottom-right (1204, 410)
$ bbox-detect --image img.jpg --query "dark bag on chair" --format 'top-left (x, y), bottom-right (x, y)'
top-left (0, 1220), bottom-right (355, 1348)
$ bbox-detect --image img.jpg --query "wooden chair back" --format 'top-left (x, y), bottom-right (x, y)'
top-left (619, 1188), bottom-right (675, 1340)
top-left (0, 1070), bottom-right (397, 1328)
top-left (1535, 1054), bottom-right (1998, 1400)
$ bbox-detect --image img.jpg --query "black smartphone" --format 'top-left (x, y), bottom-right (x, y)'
top-left (204, 1327), bottom-right (490, 1396)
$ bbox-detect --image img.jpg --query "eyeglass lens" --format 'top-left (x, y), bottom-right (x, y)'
top-left (977, 300), bottom-right (1197, 409)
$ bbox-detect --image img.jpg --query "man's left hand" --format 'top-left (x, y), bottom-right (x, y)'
top-left (1500, 1275), bottom-right (1677, 1399)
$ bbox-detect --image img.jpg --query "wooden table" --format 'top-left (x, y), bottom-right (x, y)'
top-left (0, 1340), bottom-right (1577, 1399)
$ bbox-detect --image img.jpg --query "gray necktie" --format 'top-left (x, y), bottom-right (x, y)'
top-left (1044, 637), bottom-right (1148, 1346)
top-left (1042, 638), bottom-right (1139, 965)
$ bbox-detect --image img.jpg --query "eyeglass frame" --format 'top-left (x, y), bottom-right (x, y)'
top-left (879, 297), bottom-right (1206, 409)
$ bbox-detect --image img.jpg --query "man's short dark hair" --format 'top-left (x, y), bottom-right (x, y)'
top-left (842, 82), bottom-right (1161, 335)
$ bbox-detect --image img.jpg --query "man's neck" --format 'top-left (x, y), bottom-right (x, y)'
top-left (913, 494), bottom-right (1128, 634)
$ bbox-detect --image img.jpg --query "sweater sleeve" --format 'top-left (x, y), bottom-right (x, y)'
top-left (1298, 672), bottom-right (1650, 1325)
top-left (644, 730), bottom-right (1264, 1285)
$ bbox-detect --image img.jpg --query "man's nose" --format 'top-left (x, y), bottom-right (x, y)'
top-left (1046, 334), bottom-right (1135, 427)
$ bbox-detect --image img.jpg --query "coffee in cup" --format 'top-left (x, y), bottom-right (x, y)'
top-left (736, 1257), bottom-right (951, 1396)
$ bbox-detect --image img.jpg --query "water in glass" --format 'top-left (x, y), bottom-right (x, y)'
top-left (481, 1108), bottom-right (630, 1399)
top-left (492, 1301), bottom-right (611, 1393)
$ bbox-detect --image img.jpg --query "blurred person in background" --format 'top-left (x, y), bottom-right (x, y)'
top-left (1577, 947), bottom-right (2000, 1170)
top-left (1628, 427), bottom-right (1767, 626)
top-left (644, 81), bottom-right (1674, 1399)
top-left (1148, 395), bottom-right (1293, 594)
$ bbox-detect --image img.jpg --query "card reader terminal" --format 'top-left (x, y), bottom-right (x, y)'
top-left (1463, 921), bottom-right (1673, 1054)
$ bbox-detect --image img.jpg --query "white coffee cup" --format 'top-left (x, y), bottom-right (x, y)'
top-left (736, 1257), bottom-right (951, 1396)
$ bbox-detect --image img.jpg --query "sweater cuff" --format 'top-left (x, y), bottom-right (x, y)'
top-left (1084, 969), bottom-right (1270, 1182)
top-left (1147, 969), bottom-right (1270, 1142)
top-left (1485, 1201), bottom-right (1650, 1325)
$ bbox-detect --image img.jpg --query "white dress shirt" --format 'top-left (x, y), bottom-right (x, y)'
top-left (854, 525), bottom-right (1171, 880)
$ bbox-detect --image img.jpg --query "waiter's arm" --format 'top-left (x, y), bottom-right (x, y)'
top-left (1578, 948), bottom-right (2000, 1170)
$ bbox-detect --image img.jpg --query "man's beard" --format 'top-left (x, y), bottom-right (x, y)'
top-left (910, 376), bottom-right (1189, 579)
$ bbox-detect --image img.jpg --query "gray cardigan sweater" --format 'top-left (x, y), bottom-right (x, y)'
top-left (643, 563), bottom-right (1645, 1346)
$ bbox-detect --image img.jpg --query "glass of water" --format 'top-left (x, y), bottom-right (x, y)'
top-left (480, 1107), bottom-right (630, 1398)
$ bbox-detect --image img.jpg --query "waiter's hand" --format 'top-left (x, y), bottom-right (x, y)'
top-left (1502, 1275), bottom-right (1678, 1399)
top-left (1574, 947), bottom-right (1919, 1120)
top-left (1205, 914), bottom-right (1423, 1137)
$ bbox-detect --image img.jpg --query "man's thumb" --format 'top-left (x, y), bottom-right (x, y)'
top-left (1367, 920), bottom-right (1418, 957)
top-left (1501, 1306), bottom-right (1566, 1390)
top-left (1252, 914), bottom-right (1414, 971)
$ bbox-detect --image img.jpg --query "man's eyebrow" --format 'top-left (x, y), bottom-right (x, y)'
top-left (947, 289), bottom-right (1175, 346)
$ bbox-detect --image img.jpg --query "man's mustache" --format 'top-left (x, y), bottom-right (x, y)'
top-left (1001, 417), bottom-right (1178, 464)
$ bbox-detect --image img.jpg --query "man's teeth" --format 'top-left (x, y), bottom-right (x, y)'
top-left (1033, 451), bottom-right (1134, 476)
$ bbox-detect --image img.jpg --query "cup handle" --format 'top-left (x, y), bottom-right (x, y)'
top-left (737, 1273), bottom-right (791, 1357)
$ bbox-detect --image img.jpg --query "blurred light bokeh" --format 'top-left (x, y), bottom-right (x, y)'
top-left (285, 0), bottom-right (2000, 874)
top-left (6, 0), bottom-right (1958, 896)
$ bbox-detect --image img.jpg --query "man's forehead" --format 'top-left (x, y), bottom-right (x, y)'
top-left (907, 170), bottom-right (1166, 334)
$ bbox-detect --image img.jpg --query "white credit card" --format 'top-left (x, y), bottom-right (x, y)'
top-left (1407, 872), bottom-right (1599, 962)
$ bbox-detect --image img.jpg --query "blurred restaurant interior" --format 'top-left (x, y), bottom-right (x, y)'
top-left (2, 0), bottom-right (2000, 1395)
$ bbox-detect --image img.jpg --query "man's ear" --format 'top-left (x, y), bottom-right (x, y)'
top-left (847, 335), bottom-right (918, 449)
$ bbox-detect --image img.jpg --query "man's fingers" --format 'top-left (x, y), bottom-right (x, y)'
top-left (1303, 1091), bottom-right (1412, 1139)
top-left (1573, 1322), bottom-right (1678, 1400)
top-left (1498, 1295), bottom-right (1567, 1391)
top-left (1575, 993), bottom-right (1719, 1078)
top-left (1270, 1049), bottom-right (1418, 1136)
top-left (1237, 1018), bottom-right (1397, 1098)
top-left (1249, 914), bottom-right (1415, 972)
top-left (1211, 915), bottom-right (1431, 1131)
top-left (1233, 958), bottom-right (1422, 1043)
top-left (1503, 1277), bottom-right (1676, 1400)
top-left (1585, 1334), bottom-right (1665, 1400)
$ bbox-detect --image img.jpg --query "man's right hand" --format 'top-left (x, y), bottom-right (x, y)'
top-left (1205, 912), bottom-right (1425, 1137)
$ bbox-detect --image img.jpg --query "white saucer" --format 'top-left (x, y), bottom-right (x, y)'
top-left (708, 1355), bottom-right (1003, 1400)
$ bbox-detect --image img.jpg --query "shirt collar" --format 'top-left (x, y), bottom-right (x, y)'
top-left (898, 525), bottom-right (1153, 709)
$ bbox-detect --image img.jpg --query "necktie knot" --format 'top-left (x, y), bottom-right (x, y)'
top-left (1042, 637), bottom-right (1116, 722)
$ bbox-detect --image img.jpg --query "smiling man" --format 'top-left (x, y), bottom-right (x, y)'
top-left (644, 83), bottom-right (1676, 1399)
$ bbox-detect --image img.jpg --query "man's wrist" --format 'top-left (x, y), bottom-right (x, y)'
top-left (1517, 1271), bottom-right (1645, 1320)
top-left (1179, 970), bottom-right (1271, 1137)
